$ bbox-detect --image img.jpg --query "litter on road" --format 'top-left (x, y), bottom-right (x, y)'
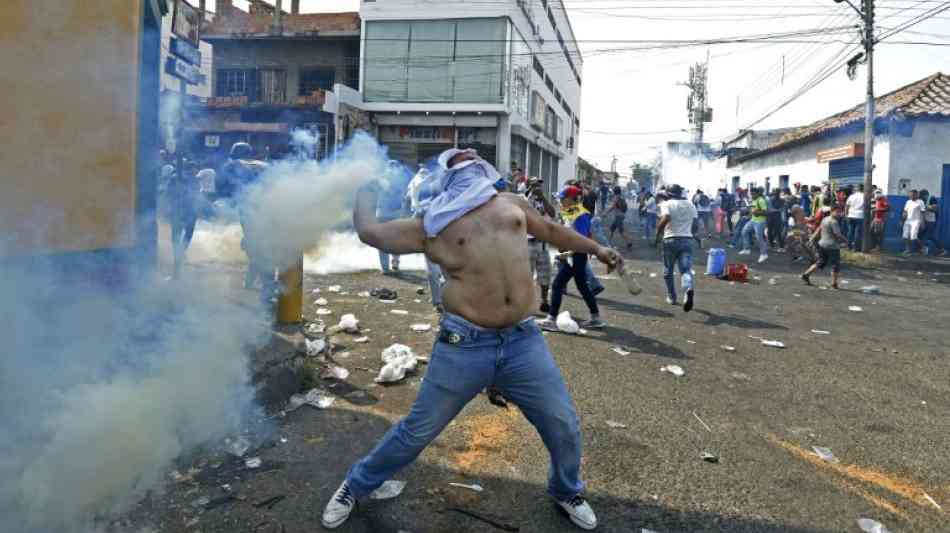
top-left (316, 308), bottom-right (333, 316)
top-left (686, 340), bottom-right (697, 344)
top-left (370, 480), bottom-right (406, 500)
top-left (338, 314), bottom-right (360, 333)
top-left (812, 446), bottom-right (839, 463)
top-left (861, 285), bottom-right (881, 295)
top-left (314, 297), bottom-right (328, 306)
top-left (556, 311), bottom-right (580, 334)
top-left (354, 336), bottom-right (370, 343)
top-left (605, 420), bottom-right (627, 428)
top-left (225, 436), bottom-right (251, 457)
top-left (720, 345), bottom-right (736, 351)
top-left (761, 340), bottom-right (786, 348)
top-left (311, 288), bottom-right (321, 294)
top-left (391, 309), bottom-right (410, 315)
top-left (448, 482), bottom-right (484, 492)
top-left (611, 346), bottom-right (631, 356)
top-left (376, 344), bottom-right (419, 383)
top-left (371, 287), bottom-right (398, 301)
top-left (857, 518), bottom-right (891, 533)
top-left (660, 364), bottom-right (685, 377)
top-left (320, 366), bottom-right (350, 380)
top-left (923, 493), bottom-right (942, 510)
top-left (701, 451), bottom-right (719, 463)
top-left (811, 329), bottom-right (831, 335)
top-left (328, 285), bottom-right (342, 293)
top-left (305, 338), bottom-right (327, 357)
top-left (692, 411), bottom-right (713, 432)
top-left (245, 457), bottom-right (262, 469)
top-left (358, 291), bottom-right (371, 297)
top-left (849, 306), bottom-right (863, 312)
top-left (287, 389), bottom-right (335, 411)
top-left (411, 324), bottom-right (432, 332)
top-left (768, 277), bottom-right (778, 285)
top-left (306, 321), bottom-right (326, 335)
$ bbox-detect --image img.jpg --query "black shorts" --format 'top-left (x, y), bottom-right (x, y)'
top-left (816, 246), bottom-right (841, 273)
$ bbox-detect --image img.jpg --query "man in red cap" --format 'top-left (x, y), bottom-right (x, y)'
top-left (537, 185), bottom-right (607, 330)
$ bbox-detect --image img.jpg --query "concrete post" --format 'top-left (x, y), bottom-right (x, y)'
top-left (274, 0), bottom-right (283, 33)
top-left (291, 0), bottom-right (300, 15)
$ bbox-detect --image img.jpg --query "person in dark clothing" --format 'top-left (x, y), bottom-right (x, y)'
top-left (767, 189), bottom-right (787, 250)
top-left (920, 189), bottom-right (946, 256)
top-left (598, 181), bottom-right (610, 212)
top-left (581, 182), bottom-right (598, 215)
top-left (718, 188), bottom-right (736, 236)
top-left (605, 186), bottom-right (631, 248)
top-left (168, 162), bottom-right (200, 279)
top-left (538, 185), bottom-right (606, 330)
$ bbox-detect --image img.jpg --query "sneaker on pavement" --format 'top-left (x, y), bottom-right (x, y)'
top-left (581, 318), bottom-right (607, 329)
top-left (738, 249), bottom-right (751, 255)
top-left (555, 495), bottom-right (598, 530)
top-left (758, 254), bottom-right (769, 264)
top-left (536, 317), bottom-right (559, 331)
top-left (666, 297), bottom-right (677, 305)
top-left (322, 481), bottom-right (356, 529)
top-left (801, 273), bottom-right (812, 286)
top-left (683, 289), bottom-right (694, 313)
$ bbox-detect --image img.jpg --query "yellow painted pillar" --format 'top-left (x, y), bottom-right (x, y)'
top-left (276, 255), bottom-right (303, 324)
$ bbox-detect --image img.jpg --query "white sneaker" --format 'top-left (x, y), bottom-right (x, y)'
top-left (666, 297), bottom-right (677, 305)
top-left (758, 254), bottom-right (769, 264)
top-left (322, 481), bottom-right (356, 529)
top-left (738, 249), bottom-right (751, 255)
top-left (555, 495), bottom-right (598, 530)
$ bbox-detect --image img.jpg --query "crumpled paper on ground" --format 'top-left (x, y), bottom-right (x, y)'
top-left (556, 311), bottom-right (580, 334)
top-left (376, 344), bottom-right (419, 383)
top-left (339, 313), bottom-right (360, 333)
top-left (287, 389), bottom-right (335, 411)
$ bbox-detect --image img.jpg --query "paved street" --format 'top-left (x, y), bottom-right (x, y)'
top-left (128, 231), bottom-right (949, 533)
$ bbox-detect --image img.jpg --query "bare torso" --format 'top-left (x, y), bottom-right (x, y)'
top-left (424, 195), bottom-right (536, 328)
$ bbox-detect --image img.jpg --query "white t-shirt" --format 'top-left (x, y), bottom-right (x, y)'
top-left (645, 197), bottom-right (657, 214)
top-left (904, 199), bottom-right (925, 223)
top-left (846, 192), bottom-right (865, 219)
top-left (660, 198), bottom-right (698, 239)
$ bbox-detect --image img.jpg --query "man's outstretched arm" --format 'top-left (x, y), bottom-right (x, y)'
top-left (354, 184), bottom-right (426, 254)
top-left (509, 193), bottom-right (621, 270)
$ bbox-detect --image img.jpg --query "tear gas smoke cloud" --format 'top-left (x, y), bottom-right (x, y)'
top-left (240, 132), bottom-right (392, 270)
top-left (0, 259), bottom-right (268, 533)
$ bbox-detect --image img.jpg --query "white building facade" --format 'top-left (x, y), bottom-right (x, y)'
top-left (358, 0), bottom-right (583, 195)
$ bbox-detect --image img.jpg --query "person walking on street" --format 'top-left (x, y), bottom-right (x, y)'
top-left (766, 189), bottom-right (786, 252)
top-left (868, 189), bottom-right (890, 252)
top-left (539, 185), bottom-right (609, 330)
top-left (739, 187), bottom-right (770, 263)
top-left (598, 180), bottom-right (610, 212)
top-left (802, 204), bottom-right (848, 289)
top-left (168, 162), bottom-right (201, 280)
top-left (692, 189), bottom-right (713, 239)
top-left (846, 184), bottom-right (866, 251)
top-left (526, 178), bottom-right (557, 313)
top-left (656, 184), bottom-right (697, 312)
top-left (799, 185), bottom-right (812, 217)
top-left (902, 189), bottom-right (926, 256)
top-left (641, 192), bottom-right (658, 242)
top-left (719, 188), bottom-right (736, 237)
top-left (920, 190), bottom-right (946, 256)
top-left (605, 185), bottom-right (632, 249)
top-left (323, 148), bottom-right (620, 531)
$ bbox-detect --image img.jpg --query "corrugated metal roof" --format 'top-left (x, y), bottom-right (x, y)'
top-left (740, 72), bottom-right (950, 161)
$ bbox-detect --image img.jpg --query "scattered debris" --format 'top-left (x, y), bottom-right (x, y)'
top-left (225, 436), bottom-right (251, 457)
top-left (768, 277), bottom-right (778, 285)
top-left (811, 329), bottom-right (831, 335)
top-left (391, 309), bottom-right (410, 316)
top-left (701, 451), bottom-right (719, 463)
top-left (339, 314), bottom-right (360, 333)
top-left (448, 482), bottom-right (484, 492)
top-left (358, 291), bottom-right (371, 298)
top-left (848, 306), bottom-right (863, 312)
top-left (417, 287), bottom-right (426, 295)
top-left (692, 411), bottom-right (713, 432)
top-left (605, 420), bottom-right (627, 429)
top-left (861, 285), bottom-right (881, 295)
top-left (660, 364), bottom-right (685, 377)
top-left (354, 336), bottom-right (370, 343)
top-left (642, 529), bottom-right (660, 533)
top-left (923, 493), bottom-right (942, 511)
top-left (793, 293), bottom-right (801, 297)
top-left (812, 446), bottom-right (839, 463)
top-left (311, 288), bottom-right (321, 294)
top-left (371, 288), bottom-right (398, 301)
top-left (840, 280), bottom-right (850, 285)
top-left (686, 340), bottom-right (697, 344)
top-left (245, 457), bottom-right (262, 469)
top-left (328, 285), bottom-right (342, 293)
top-left (446, 507), bottom-right (519, 532)
top-left (649, 273), bottom-right (657, 278)
top-left (370, 480), bottom-right (406, 500)
top-left (611, 346), bottom-right (631, 356)
top-left (314, 297), bottom-right (329, 306)
top-left (753, 276), bottom-right (762, 281)
top-left (556, 311), bottom-right (580, 334)
top-left (316, 308), bottom-right (333, 316)
top-left (411, 323), bottom-right (432, 332)
top-left (305, 338), bottom-right (327, 357)
top-left (376, 344), bottom-right (419, 383)
top-left (320, 366), bottom-right (350, 380)
top-left (730, 371), bottom-right (751, 381)
top-left (191, 496), bottom-right (211, 509)
top-left (720, 345), bottom-right (736, 351)
top-left (414, 299), bottom-right (422, 303)
top-left (306, 320), bottom-right (326, 335)
top-left (253, 495), bottom-right (286, 510)
top-left (761, 340), bottom-right (785, 349)
top-left (857, 518), bottom-right (891, 533)
top-left (287, 389), bottom-right (335, 411)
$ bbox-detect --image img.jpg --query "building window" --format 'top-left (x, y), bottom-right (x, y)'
top-left (216, 69), bottom-right (257, 98)
top-left (299, 69), bottom-right (335, 96)
top-left (259, 69), bottom-right (287, 104)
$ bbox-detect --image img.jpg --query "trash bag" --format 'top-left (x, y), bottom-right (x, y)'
top-left (376, 344), bottom-right (418, 383)
top-left (556, 311), bottom-right (580, 334)
top-left (338, 314), bottom-right (360, 333)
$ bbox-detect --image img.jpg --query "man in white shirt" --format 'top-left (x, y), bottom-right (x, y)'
top-left (902, 189), bottom-right (926, 256)
top-left (845, 184), bottom-right (866, 250)
top-left (655, 184), bottom-right (699, 312)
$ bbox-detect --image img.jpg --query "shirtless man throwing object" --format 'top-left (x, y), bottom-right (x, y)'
top-left (321, 149), bottom-right (621, 530)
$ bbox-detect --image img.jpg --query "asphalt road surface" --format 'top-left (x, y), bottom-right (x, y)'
top-left (130, 231), bottom-right (949, 533)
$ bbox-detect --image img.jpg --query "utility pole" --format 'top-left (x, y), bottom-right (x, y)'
top-left (836, 0), bottom-right (874, 252)
top-left (679, 53), bottom-right (711, 146)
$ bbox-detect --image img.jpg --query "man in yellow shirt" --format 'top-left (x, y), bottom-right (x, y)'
top-left (738, 187), bottom-right (770, 263)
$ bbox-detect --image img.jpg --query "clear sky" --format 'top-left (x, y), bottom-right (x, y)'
top-left (233, 0), bottom-right (950, 175)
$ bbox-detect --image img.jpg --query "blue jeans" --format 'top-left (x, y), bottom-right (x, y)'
top-left (551, 254), bottom-right (600, 317)
top-left (591, 216), bottom-right (610, 247)
top-left (741, 220), bottom-right (768, 255)
top-left (643, 212), bottom-right (657, 240)
top-left (585, 263), bottom-right (604, 293)
top-left (345, 314), bottom-right (584, 500)
top-left (731, 216), bottom-right (750, 247)
top-left (662, 237), bottom-right (693, 302)
top-left (847, 217), bottom-right (864, 250)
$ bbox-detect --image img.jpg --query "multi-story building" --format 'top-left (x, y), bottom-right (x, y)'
top-left (358, 0), bottom-right (583, 196)
top-left (187, 0), bottom-right (361, 164)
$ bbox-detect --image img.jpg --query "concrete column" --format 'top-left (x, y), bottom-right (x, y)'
top-left (274, 0), bottom-right (283, 32)
top-left (496, 114), bottom-right (511, 175)
top-left (291, 0), bottom-right (300, 15)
